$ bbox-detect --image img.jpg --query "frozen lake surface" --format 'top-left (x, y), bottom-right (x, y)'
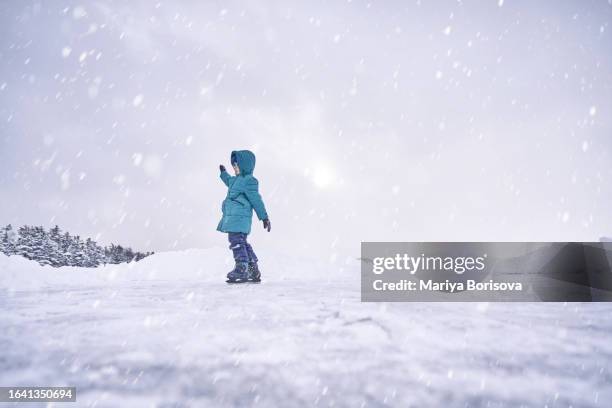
top-left (1, 249), bottom-right (611, 407)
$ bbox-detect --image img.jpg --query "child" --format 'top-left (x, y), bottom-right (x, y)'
top-left (218, 150), bottom-right (271, 283)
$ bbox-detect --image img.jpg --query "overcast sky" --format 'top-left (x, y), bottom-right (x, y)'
top-left (1, 0), bottom-right (611, 258)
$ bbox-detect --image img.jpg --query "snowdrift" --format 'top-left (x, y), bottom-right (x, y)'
top-left (0, 247), bottom-right (357, 291)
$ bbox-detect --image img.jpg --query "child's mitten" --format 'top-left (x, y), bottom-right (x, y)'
top-left (263, 218), bottom-right (271, 232)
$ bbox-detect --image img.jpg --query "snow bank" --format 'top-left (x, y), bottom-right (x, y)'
top-left (0, 248), bottom-right (358, 292)
top-left (0, 248), bottom-right (224, 291)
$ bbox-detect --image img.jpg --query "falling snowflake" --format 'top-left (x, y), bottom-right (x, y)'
top-left (113, 174), bottom-right (126, 186)
top-left (72, 6), bottom-right (87, 19)
top-left (133, 94), bottom-right (144, 107)
top-left (60, 170), bottom-right (70, 190)
top-left (132, 153), bottom-right (143, 166)
top-left (88, 85), bottom-right (99, 99)
top-left (561, 211), bottom-right (570, 223)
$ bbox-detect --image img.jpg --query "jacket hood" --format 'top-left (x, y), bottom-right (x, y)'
top-left (230, 150), bottom-right (256, 175)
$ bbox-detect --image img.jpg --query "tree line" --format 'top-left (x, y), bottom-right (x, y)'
top-left (0, 224), bottom-right (153, 267)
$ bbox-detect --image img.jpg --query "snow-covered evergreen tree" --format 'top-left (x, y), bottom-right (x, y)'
top-left (84, 238), bottom-right (104, 267)
top-left (0, 225), bottom-right (13, 255)
top-left (3, 224), bottom-right (17, 255)
top-left (16, 226), bottom-right (35, 260)
top-left (30, 226), bottom-right (49, 265)
top-left (0, 231), bottom-right (5, 254)
top-left (105, 244), bottom-right (125, 264)
top-left (60, 231), bottom-right (72, 266)
top-left (47, 225), bottom-right (63, 266)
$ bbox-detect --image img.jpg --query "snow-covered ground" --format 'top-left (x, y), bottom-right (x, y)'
top-left (1, 250), bottom-right (611, 408)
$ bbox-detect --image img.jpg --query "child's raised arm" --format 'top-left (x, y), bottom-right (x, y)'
top-left (219, 164), bottom-right (232, 186)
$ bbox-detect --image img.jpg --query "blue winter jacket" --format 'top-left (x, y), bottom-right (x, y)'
top-left (217, 150), bottom-right (268, 234)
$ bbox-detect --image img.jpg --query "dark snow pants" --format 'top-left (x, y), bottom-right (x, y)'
top-left (228, 232), bottom-right (258, 264)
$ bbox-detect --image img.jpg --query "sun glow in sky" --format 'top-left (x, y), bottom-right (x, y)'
top-left (311, 164), bottom-right (335, 189)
